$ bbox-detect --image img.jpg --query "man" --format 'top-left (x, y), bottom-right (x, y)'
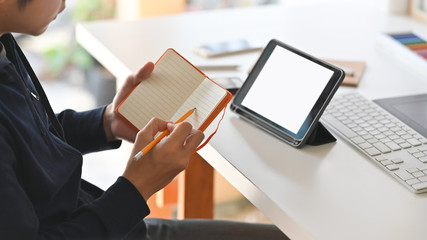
top-left (0, 0), bottom-right (288, 239)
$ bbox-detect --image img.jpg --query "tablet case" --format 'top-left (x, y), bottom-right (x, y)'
top-left (305, 121), bottom-right (336, 146)
top-left (232, 107), bottom-right (337, 147)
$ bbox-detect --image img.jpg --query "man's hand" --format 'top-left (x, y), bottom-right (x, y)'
top-left (103, 62), bottom-right (155, 143)
top-left (122, 118), bottom-right (205, 200)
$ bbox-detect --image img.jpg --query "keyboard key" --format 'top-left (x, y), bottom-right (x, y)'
top-left (332, 112), bottom-right (342, 117)
top-left (412, 181), bottom-right (427, 191)
top-left (370, 112), bottom-right (380, 117)
top-left (386, 164), bottom-right (399, 171)
top-left (389, 134), bottom-right (400, 140)
top-left (384, 130), bottom-right (394, 136)
top-left (408, 138), bottom-right (422, 146)
top-left (402, 134), bottom-right (412, 140)
top-left (374, 134), bottom-right (386, 140)
top-left (373, 142), bottom-right (391, 153)
top-left (391, 158), bottom-right (404, 164)
top-left (413, 171), bottom-right (425, 178)
top-left (365, 147), bottom-right (381, 156)
top-left (385, 142), bottom-right (401, 151)
top-left (380, 137), bottom-right (392, 144)
top-left (407, 179), bottom-right (420, 185)
top-left (395, 171), bottom-right (414, 181)
top-left (352, 127), bottom-right (363, 132)
top-left (351, 136), bottom-right (365, 144)
top-left (418, 165), bottom-right (427, 171)
top-left (375, 156), bottom-right (388, 161)
top-left (361, 134), bottom-right (374, 140)
top-left (337, 116), bottom-right (347, 121)
top-left (399, 142), bottom-right (411, 149)
top-left (381, 160), bottom-right (393, 166)
top-left (365, 126), bottom-right (375, 132)
top-left (358, 142), bottom-right (372, 149)
top-left (396, 131), bottom-right (406, 136)
top-left (356, 130), bottom-right (368, 136)
top-left (380, 119), bottom-right (390, 124)
top-left (418, 145), bottom-right (427, 151)
top-left (370, 130), bottom-right (381, 135)
top-left (378, 127), bottom-right (388, 132)
top-left (363, 116), bottom-right (373, 121)
top-left (407, 130), bottom-right (417, 135)
top-left (419, 176), bottom-right (427, 182)
top-left (408, 148), bottom-right (420, 154)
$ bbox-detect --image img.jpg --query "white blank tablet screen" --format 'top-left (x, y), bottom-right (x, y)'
top-left (241, 46), bottom-right (334, 134)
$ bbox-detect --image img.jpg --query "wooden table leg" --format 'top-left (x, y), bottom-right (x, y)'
top-left (177, 152), bottom-right (214, 219)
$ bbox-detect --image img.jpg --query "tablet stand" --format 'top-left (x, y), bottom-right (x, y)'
top-left (305, 121), bottom-right (336, 146)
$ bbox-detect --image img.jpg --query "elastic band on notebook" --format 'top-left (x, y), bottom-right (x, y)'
top-left (195, 105), bottom-right (228, 152)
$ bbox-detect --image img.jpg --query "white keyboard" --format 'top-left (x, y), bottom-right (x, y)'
top-left (322, 92), bottom-right (427, 193)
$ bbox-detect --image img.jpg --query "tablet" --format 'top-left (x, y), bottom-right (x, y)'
top-left (230, 39), bottom-right (345, 147)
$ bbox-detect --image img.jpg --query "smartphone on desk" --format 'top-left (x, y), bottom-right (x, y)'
top-left (194, 39), bottom-right (262, 58)
top-left (213, 77), bottom-right (243, 95)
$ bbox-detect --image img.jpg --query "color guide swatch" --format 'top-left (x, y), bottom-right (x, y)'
top-left (389, 33), bottom-right (427, 59)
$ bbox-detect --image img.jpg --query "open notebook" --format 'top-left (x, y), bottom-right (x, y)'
top-left (117, 49), bottom-right (232, 132)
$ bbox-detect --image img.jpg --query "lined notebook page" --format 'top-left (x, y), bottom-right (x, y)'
top-left (118, 49), bottom-right (225, 130)
top-left (171, 78), bottom-right (227, 129)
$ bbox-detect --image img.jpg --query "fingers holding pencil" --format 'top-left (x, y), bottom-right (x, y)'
top-left (165, 122), bottom-right (204, 155)
top-left (132, 108), bottom-right (197, 161)
top-left (122, 112), bottom-right (204, 200)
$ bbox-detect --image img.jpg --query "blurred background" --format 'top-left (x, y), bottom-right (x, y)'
top-left (18, 0), bottom-right (398, 223)
top-left (19, 0), bottom-right (283, 111)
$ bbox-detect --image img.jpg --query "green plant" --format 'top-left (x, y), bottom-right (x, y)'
top-left (71, 0), bottom-right (115, 22)
top-left (42, 0), bottom-right (115, 78)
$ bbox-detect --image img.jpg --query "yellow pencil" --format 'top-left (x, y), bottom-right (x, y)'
top-left (132, 108), bottom-right (196, 161)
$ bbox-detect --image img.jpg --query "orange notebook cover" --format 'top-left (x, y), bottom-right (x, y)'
top-left (116, 48), bottom-right (232, 133)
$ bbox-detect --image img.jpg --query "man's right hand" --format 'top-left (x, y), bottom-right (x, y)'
top-left (122, 117), bottom-right (204, 201)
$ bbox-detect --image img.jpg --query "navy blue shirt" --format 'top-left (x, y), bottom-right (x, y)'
top-left (0, 34), bottom-right (150, 239)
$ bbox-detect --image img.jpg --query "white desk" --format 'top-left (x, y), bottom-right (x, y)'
top-left (76, 2), bottom-right (427, 239)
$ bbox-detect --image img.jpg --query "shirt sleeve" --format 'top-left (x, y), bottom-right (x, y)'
top-left (47, 177), bottom-right (151, 239)
top-left (56, 106), bottom-right (121, 154)
top-left (0, 131), bottom-right (150, 240)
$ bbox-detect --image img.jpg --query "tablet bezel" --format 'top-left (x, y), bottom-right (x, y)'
top-left (230, 39), bottom-right (345, 147)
